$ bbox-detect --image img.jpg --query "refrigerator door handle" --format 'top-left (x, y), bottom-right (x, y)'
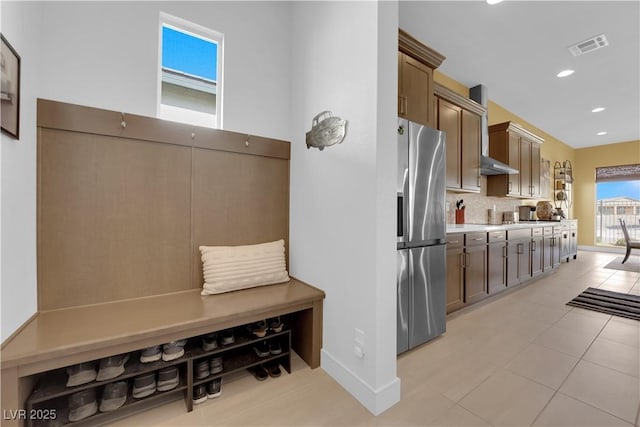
top-left (397, 194), bottom-right (404, 239)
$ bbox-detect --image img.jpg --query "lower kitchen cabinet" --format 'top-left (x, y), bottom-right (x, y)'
top-left (531, 229), bottom-right (543, 278)
top-left (562, 220), bottom-right (578, 261)
top-left (507, 229), bottom-right (532, 286)
top-left (464, 233), bottom-right (488, 305)
top-left (445, 236), bottom-right (465, 314)
top-left (542, 227), bottom-right (561, 272)
top-left (488, 231), bottom-right (507, 295)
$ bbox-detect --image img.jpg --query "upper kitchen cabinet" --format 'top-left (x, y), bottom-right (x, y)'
top-left (398, 29), bottom-right (445, 128)
top-left (486, 122), bottom-right (543, 198)
top-left (435, 83), bottom-right (485, 193)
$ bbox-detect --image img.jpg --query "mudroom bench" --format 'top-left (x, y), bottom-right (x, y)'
top-left (1, 278), bottom-right (324, 426)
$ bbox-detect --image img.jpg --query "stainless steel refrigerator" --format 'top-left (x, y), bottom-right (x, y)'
top-left (397, 118), bottom-right (447, 354)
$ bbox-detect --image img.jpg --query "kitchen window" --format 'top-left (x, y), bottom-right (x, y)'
top-left (158, 13), bottom-right (223, 128)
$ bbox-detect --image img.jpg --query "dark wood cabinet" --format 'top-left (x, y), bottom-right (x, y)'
top-left (398, 52), bottom-right (435, 127)
top-left (488, 231), bottom-right (507, 295)
top-left (531, 229), bottom-right (543, 277)
top-left (446, 236), bottom-right (465, 314)
top-left (435, 84), bottom-right (484, 193)
top-left (398, 29), bottom-right (445, 128)
top-left (439, 98), bottom-right (462, 189)
top-left (487, 122), bottom-right (544, 199)
top-left (464, 233), bottom-right (488, 304)
top-left (508, 228), bottom-right (532, 286)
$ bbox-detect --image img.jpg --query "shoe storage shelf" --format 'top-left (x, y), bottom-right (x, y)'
top-left (24, 326), bottom-right (292, 427)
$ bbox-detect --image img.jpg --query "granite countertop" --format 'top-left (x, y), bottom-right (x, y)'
top-left (446, 222), bottom-right (556, 233)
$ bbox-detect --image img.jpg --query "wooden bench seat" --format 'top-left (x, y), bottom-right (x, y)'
top-left (0, 278), bottom-right (324, 422)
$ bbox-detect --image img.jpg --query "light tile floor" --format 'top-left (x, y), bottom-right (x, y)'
top-left (111, 251), bottom-right (640, 426)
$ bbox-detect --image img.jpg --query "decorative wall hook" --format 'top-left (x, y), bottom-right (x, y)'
top-left (305, 111), bottom-right (348, 151)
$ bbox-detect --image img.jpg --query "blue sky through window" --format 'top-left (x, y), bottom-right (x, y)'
top-left (597, 181), bottom-right (640, 200)
top-left (162, 26), bottom-right (217, 81)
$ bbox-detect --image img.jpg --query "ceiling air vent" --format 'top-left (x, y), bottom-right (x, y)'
top-left (568, 34), bottom-right (609, 56)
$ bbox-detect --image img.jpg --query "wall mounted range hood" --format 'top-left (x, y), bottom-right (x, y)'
top-left (470, 84), bottom-right (519, 176)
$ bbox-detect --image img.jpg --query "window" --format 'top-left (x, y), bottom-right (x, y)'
top-left (158, 13), bottom-right (223, 128)
top-left (595, 178), bottom-right (640, 246)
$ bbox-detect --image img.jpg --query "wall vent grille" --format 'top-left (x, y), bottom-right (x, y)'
top-left (568, 34), bottom-right (609, 56)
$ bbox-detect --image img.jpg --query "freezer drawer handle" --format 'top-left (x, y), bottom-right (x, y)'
top-left (397, 195), bottom-right (404, 238)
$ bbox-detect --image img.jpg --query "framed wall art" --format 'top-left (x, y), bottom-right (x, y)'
top-left (1, 33), bottom-right (21, 139)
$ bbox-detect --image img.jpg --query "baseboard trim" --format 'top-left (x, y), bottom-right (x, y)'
top-left (321, 348), bottom-right (401, 416)
top-left (578, 245), bottom-right (625, 254)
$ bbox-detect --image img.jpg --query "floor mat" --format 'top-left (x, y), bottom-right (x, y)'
top-left (603, 256), bottom-right (640, 273)
top-left (567, 287), bottom-right (640, 321)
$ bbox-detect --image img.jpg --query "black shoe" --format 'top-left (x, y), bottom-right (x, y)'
top-left (269, 341), bottom-right (282, 355)
top-left (221, 329), bottom-right (235, 345)
top-left (207, 378), bottom-right (222, 399)
top-left (248, 365), bottom-right (268, 381)
top-left (209, 357), bottom-right (223, 375)
top-left (268, 316), bottom-right (283, 333)
top-left (195, 360), bottom-right (210, 380)
top-left (265, 362), bottom-right (281, 378)
top-left (193, 384), bottom-right (207, 405)
top-left (253, 341), bottom-right (269, 358)
top-left (202, 333), bottom-right (219, 352)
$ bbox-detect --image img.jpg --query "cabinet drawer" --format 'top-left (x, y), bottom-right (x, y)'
top-left (531, 227), bottom-right (543, 236)
top-left (488, 230), bottom-right (506, 242)
top-left (508, 229), bottom-right (530, 240)
top-left (465, 232), bottom-right (487, 246)
top-left (446, 234), bottom-right (464, 249)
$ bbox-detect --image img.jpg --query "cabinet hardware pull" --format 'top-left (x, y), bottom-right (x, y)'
top-left (473, 238), bottom-right (484, 241)
top-left (459, 253), bottom-right (465, 268)
top-left (449, 240), bottom-right (460, 245)
top-left (502, 246), bottom-right (507, 258)
top-left (404, 97), bottom-right (408, 115)
top-left (508, 181), bottom-right (512, 192)
top-left (465, 253), bottom-right (470, 267)
top-left (531, 241), bottom-right (537, 252)
top-left (398, 96), bottom-right (404, 115)
top-left (517, 243), bottom-right (524, 254)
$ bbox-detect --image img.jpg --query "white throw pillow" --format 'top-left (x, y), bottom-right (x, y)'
top-left (200, 239), bottom-right (290, 295)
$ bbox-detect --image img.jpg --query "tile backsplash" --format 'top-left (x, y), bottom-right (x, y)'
top-left (446, 177), bottom-right (542, 224)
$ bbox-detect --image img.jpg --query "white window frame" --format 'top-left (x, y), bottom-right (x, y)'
top-left (157, 12), bottom-right (223, 129)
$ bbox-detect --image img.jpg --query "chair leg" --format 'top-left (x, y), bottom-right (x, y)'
top-left (621, 247), bottom-right (631, 264)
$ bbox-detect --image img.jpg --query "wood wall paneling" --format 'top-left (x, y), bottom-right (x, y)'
top-left (38, 129), bottom-right (192, 310)
top-left (191, 148), bottom-right (290, 289)
top-left (36, 99), bottom-right (291, 310)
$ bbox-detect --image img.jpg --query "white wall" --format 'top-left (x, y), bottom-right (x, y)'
top-left (289, 1), bottom-right (399, 415)
top-left (37, 1), bottom-right (292, 141)
top-left (0, 1), bottom-right (42, 341)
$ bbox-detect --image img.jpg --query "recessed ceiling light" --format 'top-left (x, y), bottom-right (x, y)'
top-left (486, 0), bottom-right (504, 4)
top-left (597, 131), bottom-right (608, 136)
top-left (591, 107), bottom-right (606, 113)
top-left (557, 69), bottom-right (575, 78)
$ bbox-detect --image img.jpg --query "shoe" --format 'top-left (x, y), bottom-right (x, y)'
top-left (140, 345), bottom-right (162, 363)
top-left (202, 333), bottom-right (219, 352)
top-left (209, 357), bottom-right (223, 375)
top-left (269, 341), bottom-right (282, 355)
top-left (96, 353), bottom-right (129, 382)
top-left (66, 362), bottom-right (97, 387)
top-left (248, 365), bottom-right (268, 381)
top-left (193, 384), bottom-right (207, 405)
top-left (207, 378), bottom-right (222, 399)
top-left (99, 381), bottom-right (127, 412)
top-left (252, 320), bottom-right (268, 337)
top-left (132, 372), bottom-right (156, 399)
top-left (268, 316), bottom-right (283, 333)
top-left (195, 359), bottom-right (210, 380)
top-left (157, 366), bottom-right (179, 392)
top-left (220, 329), bottom-right (235, 345)
top-left (68, 388), bottom-right (98, 421)
top-left (253, 341), bottom-right (269, 358)
top-left (265, 362), bottom-right (281, 378)
top-left (162, 340), bottom-right (186, 362)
